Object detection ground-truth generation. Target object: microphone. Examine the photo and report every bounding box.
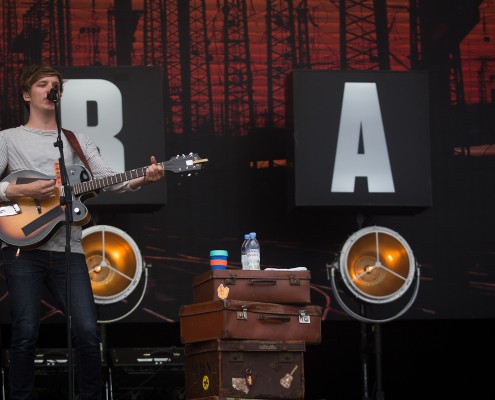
[47,83,60,102]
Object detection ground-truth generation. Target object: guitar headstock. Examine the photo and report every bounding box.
[164,153,208,175]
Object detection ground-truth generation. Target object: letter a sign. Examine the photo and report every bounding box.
[290,70,431,208]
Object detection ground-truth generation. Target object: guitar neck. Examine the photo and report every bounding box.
[72,164,156,196]
[71,154,207,196]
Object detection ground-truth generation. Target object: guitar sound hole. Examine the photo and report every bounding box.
[80,169,90,183]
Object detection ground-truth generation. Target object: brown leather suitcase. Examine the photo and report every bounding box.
[192,269,311,305]
[179,300,322,345]
[184,339,305,400]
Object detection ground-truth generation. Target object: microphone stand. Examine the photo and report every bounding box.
[50,89,76,400]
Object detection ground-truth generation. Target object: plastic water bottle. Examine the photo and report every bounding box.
[246,232,260,270]
[241,233,250,270]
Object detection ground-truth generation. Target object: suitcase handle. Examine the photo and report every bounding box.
[247,278,302,286]
[248,278,277,286]
[258,314,291,323]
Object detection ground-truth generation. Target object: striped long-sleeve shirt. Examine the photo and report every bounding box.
[0,125,138,253]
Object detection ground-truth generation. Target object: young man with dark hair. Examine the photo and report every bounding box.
[0,65,165,400]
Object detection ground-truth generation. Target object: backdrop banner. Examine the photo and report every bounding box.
[290,70,431,208]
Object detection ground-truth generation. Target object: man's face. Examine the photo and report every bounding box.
[23,75,60,113]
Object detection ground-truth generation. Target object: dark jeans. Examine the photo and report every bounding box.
[2,247,102,400]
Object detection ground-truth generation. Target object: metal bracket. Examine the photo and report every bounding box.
[298,310,310,324]
[288,275,301,286]
[236,306,248,320]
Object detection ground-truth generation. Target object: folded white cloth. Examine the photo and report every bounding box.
[263,267,308,271]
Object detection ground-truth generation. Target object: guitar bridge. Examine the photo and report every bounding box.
[0,203,21,217]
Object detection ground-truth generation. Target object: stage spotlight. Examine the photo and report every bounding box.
[82,225,149,323]
[340,225,416,304]
[82,225,143,305]
[327,225,421,400]
[328,225,420,323]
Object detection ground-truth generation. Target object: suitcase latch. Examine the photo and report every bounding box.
[298,309,310,324]
[289,275,301,286]
[224,275,237,285]
[237,306,248,320]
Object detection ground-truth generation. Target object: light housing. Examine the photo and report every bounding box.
[82,225,143,305]
[340,225,416,304]
[329,225,420,323]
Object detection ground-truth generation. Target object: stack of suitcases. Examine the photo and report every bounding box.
[179,268,322,400]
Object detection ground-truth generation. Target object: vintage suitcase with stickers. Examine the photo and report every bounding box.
[192,268,311,305]
[179,299,322,345]
[184,339,305,400]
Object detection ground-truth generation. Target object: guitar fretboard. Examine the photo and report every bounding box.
[70,153,206,197]
[73,164,163,196]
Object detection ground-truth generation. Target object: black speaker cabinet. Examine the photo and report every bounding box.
[1,348,109,400]
[109,347,185,400]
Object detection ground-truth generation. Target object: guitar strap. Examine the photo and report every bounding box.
[62,128,93,178]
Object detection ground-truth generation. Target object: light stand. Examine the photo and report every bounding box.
[358,317,385,400]
[327,225,420,400]
[82,225,149,400]
[49,84,76,400]
[360,306,371,400]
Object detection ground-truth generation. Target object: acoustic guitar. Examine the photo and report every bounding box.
[0,153,208,249]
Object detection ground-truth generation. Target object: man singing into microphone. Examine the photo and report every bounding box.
[0,64,165,400]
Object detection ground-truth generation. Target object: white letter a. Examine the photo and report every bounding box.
[331,82,395,193]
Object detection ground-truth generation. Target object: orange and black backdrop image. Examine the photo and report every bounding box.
[0,1,494,399]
